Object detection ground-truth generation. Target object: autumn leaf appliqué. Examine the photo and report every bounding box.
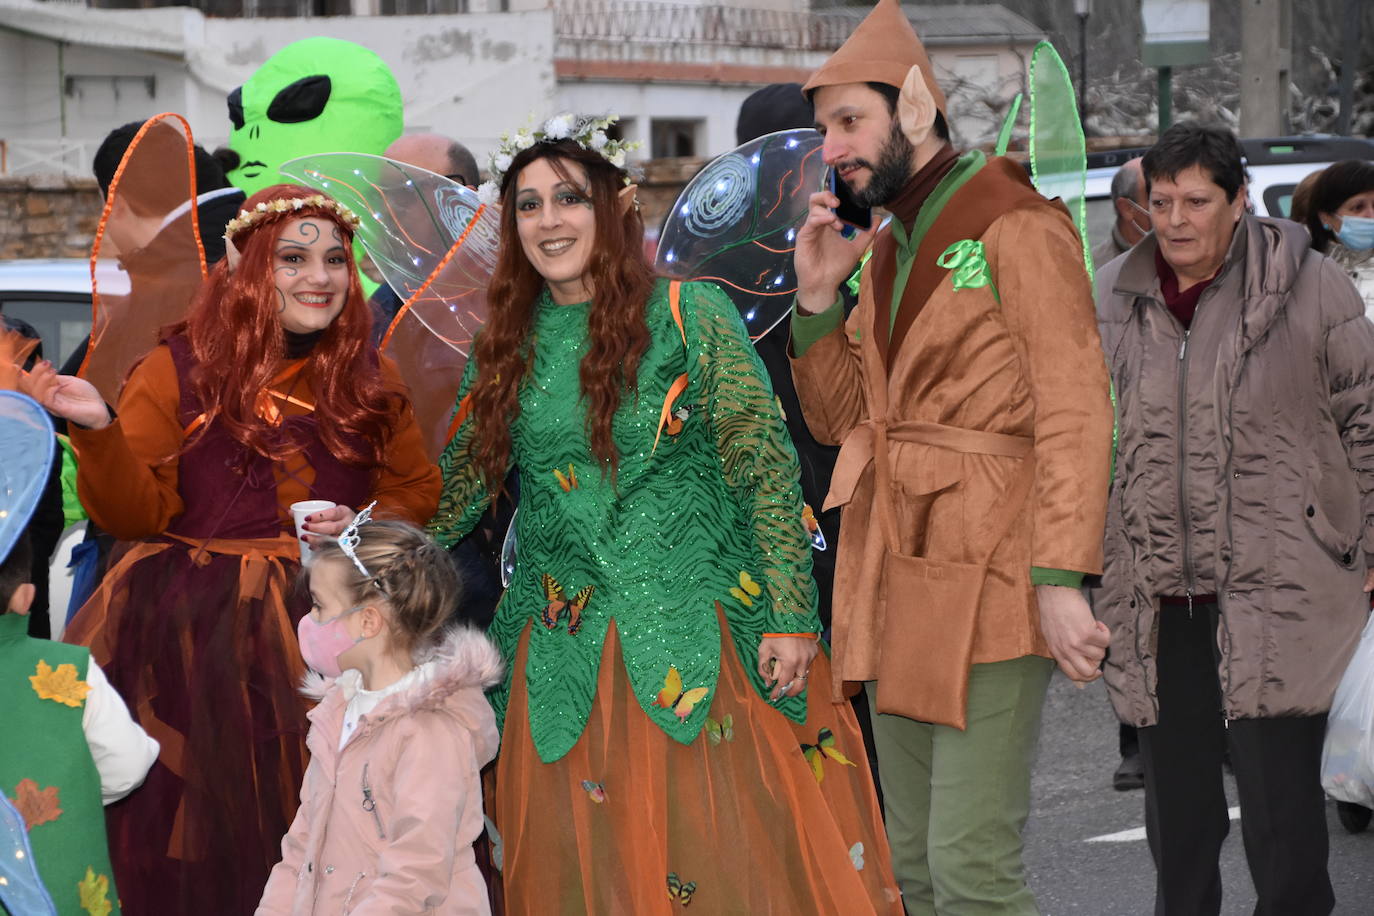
[8,778,62,829]
[78,866,113,916]
[29,659,90,707]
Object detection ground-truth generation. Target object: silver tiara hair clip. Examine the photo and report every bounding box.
[338,501,377,579]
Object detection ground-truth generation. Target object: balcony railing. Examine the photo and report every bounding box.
[555,1,851,51]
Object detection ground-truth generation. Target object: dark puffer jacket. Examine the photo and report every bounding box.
[1095,214,1374,727]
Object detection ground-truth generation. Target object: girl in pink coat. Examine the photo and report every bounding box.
[257,512,502,915]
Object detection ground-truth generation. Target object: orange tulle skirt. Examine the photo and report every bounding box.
[488,609,902,915]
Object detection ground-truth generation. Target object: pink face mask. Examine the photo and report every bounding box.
[297,607,365,678]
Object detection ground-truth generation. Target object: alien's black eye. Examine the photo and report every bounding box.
[266,75,332,124]
[227,86,245,131]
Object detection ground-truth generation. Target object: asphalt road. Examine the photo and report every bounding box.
[1023,674,1374,915]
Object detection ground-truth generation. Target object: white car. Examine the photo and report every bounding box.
[1082,136,1374,263]
[0,258,129,370]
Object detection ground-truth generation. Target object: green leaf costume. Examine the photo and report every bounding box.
[429,280,821,763]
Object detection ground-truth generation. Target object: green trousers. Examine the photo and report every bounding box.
[867,655,1054,915]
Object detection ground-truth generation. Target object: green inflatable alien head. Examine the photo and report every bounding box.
[226,37,404,196]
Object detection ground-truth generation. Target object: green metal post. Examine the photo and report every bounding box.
[1158,65,1172,132]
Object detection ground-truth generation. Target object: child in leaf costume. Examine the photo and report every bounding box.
[0,392,158,916]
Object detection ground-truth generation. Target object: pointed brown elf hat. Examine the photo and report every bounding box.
[804,0,947,115]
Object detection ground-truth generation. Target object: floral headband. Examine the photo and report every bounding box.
[224,194,362,241]
[476,113,642,205]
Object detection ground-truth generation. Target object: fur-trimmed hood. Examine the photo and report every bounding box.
[301,625,503,764]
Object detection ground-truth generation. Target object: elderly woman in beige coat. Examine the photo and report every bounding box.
[1095,122,1374,916]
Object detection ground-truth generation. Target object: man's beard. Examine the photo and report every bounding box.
[844,121,916,208]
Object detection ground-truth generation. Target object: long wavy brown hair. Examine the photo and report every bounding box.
[467,139,655,493]
[168,183,398,466]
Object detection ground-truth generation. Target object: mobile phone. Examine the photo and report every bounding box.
[827,167,873,232]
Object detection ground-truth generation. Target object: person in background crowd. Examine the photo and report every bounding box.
[27,184,440,915]
[1094,157,1150,269]
[1308,159,1374,320]
[90,120,245,270]
[1093,155,1151,793]
[369,133,482,336]
[1288,167,1324,229]
[1095,122,1374,916]
[788,1,1115,910]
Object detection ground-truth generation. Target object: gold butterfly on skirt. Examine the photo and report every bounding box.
[800,727,856,784]
[666,872,696,905]
[652,666,709,721]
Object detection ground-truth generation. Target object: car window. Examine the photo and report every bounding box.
[1263,184,1297,220]
[1085,197,1116,256]
[0,297,93,369]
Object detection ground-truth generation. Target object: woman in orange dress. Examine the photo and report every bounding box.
[27,184,440,916]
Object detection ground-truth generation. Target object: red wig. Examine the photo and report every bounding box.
[467,140,655,493]
[171,183,397,466]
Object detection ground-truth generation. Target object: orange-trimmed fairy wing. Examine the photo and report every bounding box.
[83,113,207,404]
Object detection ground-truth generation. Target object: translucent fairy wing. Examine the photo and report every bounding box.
[83,113,207,404]
[1028,41,1093,278]
[995,92,1023,157]
[655,129,826,340]
[281,152,499,457]
[0,392,55,580]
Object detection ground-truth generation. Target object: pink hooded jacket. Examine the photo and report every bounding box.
[256,627,503,915]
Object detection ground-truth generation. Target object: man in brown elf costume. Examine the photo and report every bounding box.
[788,1,1114,910]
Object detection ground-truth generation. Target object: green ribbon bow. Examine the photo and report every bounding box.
[937,239,999,303]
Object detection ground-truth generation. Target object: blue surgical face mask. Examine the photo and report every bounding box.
[1335,216,1374,252]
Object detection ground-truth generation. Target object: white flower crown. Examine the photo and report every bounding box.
[224,194,362,240]
[476,113,642,205]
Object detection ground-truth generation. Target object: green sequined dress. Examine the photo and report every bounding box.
[431,279,819,762]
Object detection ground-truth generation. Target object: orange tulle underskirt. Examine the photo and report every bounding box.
[487,609,902,915]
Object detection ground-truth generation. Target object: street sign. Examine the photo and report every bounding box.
[1141,0,1210,68]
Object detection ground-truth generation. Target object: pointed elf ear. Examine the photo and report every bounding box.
[224,235,243,273]
[619,183,640,216]
[897,65,937,148]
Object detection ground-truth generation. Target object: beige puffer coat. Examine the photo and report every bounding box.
[1094,214,1374,727]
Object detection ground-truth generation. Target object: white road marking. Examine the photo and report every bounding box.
[1086,806,1241,843]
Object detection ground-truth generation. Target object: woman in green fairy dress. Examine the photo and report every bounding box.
[429,115,898,914]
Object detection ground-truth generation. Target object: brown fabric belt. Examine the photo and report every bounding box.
[825,418,1033,513]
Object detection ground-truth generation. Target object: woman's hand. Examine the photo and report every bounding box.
[758,635,820,701]
[24,360,112,430]
[300,505,358,551]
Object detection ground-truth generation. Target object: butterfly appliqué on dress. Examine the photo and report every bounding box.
[800,728,857,783]
[666,872,697,905]
[652,666,709,721]
[703,714,734,745]
[728,571,762,607]
[540,573,594,635]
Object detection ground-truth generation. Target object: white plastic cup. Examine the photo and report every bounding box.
[290,499,337,567]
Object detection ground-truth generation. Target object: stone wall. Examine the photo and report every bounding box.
[0,176,102,261]
[0,161,711,264]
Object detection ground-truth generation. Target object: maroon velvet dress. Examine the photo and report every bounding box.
[67,335,440,915]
